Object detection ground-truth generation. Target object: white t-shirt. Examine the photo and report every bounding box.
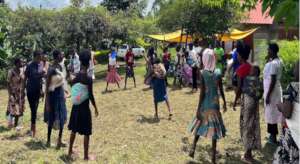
[263,58,283,83]
[188,49,199,67]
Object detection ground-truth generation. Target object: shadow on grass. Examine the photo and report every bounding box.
[24,140,46,150]
[257,142,277,163]
[4,132,24,141]
[136,115,160,124]
[0,125,10,133]
[59,154,75,164]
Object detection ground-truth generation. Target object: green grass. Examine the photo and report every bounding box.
[0,59,277,163]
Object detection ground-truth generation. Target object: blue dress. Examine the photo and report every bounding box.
[152,77,167,103]
[189,70,226,140]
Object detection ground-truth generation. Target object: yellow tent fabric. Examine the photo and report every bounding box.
[218,28,258,41]
[148,30,193,43]
[148,28,258,43]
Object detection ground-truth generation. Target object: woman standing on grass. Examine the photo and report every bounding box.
[263,43,283,145]
[152,58,172,120]
[68,50,99,160]
[105,48,121,92]
[188,48,226,164]
[6,58,26,129]
[44,50,67,149]
[233,45,262,163]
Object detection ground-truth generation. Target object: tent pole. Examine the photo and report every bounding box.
[180,26,183,47]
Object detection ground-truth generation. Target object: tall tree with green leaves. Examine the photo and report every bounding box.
[157,0,242,41]
[101,0,138,12]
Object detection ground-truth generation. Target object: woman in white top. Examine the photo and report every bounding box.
[263,43,283,144]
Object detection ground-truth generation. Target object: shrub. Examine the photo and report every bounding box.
[0,68,7,86]
[94,50,110,64]
[258,40,299,88]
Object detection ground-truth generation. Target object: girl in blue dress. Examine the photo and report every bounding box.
[188,48,227,164]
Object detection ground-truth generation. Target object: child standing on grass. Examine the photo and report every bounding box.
[124,47,136,89]
[152,58,173,120]
[188,49,226,164]
[68,50,99,160]
[105,48,121,92]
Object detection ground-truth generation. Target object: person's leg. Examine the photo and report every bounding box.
[212,139,217,164]
[154,102,158,119]
[133,75,136,88]
[244,149,253,160]
[267,123,278,143]
[56,127,63,149]
[68,132,76,156]
[84,135,90,160]
[105,82,109,92]
[192,67,197,91]
[165,99,172,118]
[14,116,19,128]
[124,75,128,89]
[116,82,120,88]
[47,123,53,147]
[189,135,200,158]
[27,93,39,137]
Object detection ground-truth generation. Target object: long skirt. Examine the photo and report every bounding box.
[152,78,167,103]
[240,94,261,150]
[44,87,67,129]
[273,127,299,164]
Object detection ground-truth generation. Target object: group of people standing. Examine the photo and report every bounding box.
[6,49,98,160]
[4,41,299,163]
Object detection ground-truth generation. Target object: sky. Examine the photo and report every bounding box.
[6,0,155,12]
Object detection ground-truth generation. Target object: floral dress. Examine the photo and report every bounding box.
[189,70,226,140]
[7,68,26,117]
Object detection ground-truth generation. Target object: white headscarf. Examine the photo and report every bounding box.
[202,48,216,71]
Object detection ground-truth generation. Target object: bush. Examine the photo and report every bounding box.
[94,50,110,64]
[258,40,299,88]
[0,68,7,86]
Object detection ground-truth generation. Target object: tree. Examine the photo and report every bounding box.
[157,0,242,40]
[71,0,85,8]
[101,0,138,12]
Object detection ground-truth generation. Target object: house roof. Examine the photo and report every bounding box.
[241,1,274,24]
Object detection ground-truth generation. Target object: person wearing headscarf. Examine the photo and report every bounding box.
[105,48,121,92]
[233,45,262,163]
[188,48,227,164]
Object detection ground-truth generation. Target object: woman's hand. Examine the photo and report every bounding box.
[95,107,99,117]
[232,101,237,111]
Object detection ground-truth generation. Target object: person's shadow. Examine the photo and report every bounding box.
[24,140,46,150]
[0,125,10,133]
[136,115,160,124]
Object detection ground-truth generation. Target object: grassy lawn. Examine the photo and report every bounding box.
[0,59,277,163]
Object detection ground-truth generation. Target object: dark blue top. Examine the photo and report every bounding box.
[232,50,240,72]
[25,62,43,93]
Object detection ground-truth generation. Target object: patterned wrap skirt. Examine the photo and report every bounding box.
[126,66,134,78]
[240,94,262,150]
[273,127,299,164]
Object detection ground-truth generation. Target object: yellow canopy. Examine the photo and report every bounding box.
[148,30,193,43]
[218,28,258,41]
[148,28,258,43]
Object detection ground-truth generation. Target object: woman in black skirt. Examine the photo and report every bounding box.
[68,50,99,160]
